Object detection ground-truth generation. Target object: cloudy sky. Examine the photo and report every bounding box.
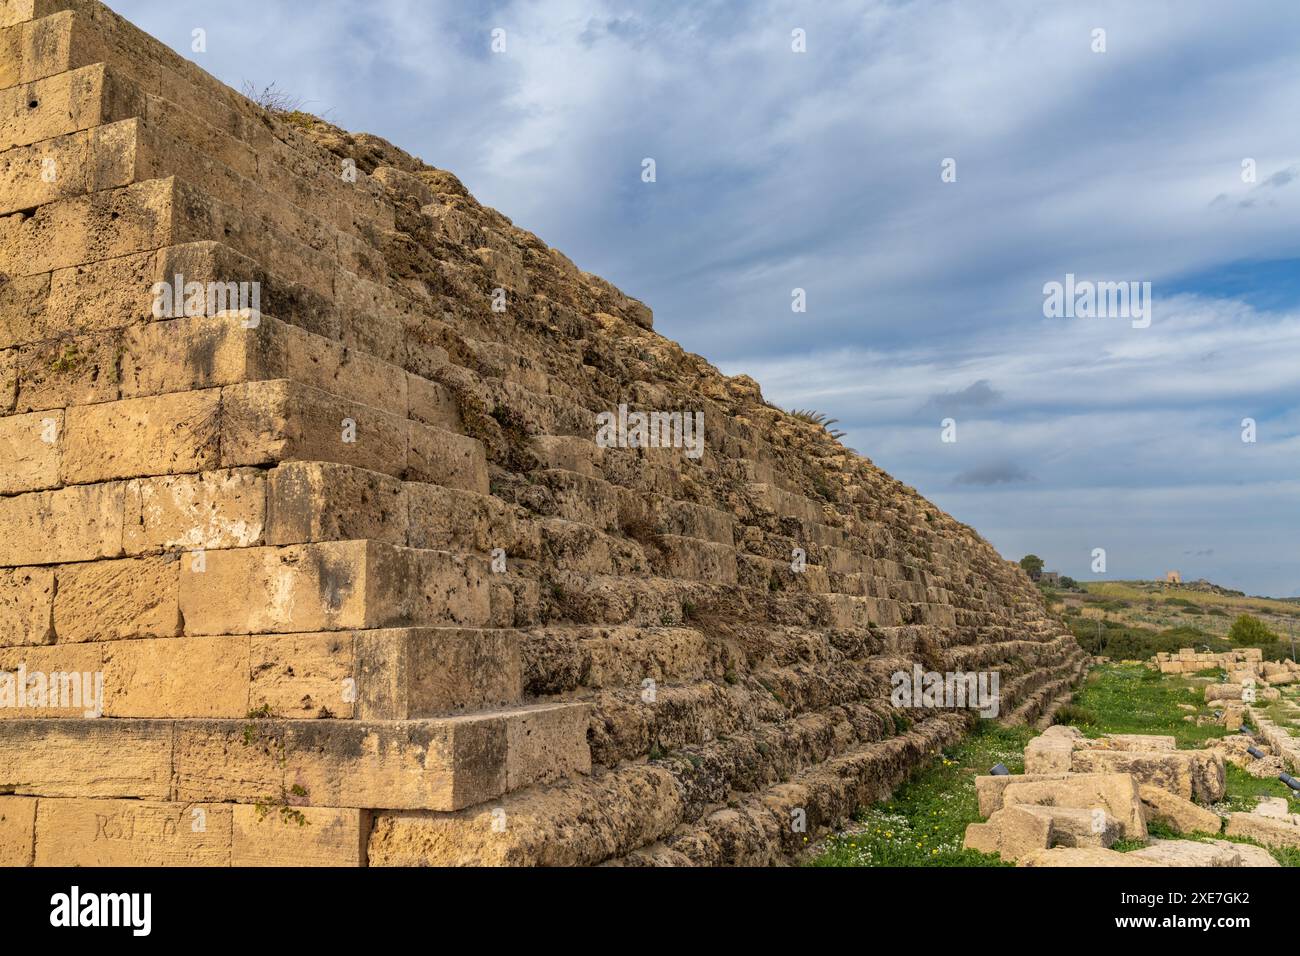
[114,0,1300,596]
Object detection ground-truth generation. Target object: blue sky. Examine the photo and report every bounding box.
[112,0,1300,596]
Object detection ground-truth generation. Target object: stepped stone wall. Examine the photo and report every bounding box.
[0,0,1085,866]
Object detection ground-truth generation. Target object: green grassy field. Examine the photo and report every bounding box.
[809,664,1299,866]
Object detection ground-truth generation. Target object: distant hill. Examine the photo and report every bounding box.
[1039,578,1300,661]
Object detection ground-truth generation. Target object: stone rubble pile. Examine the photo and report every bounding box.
[964,725,1294,866]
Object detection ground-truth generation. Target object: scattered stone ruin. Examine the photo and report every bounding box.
[966,725,1289,866]
[0,0,1086,865]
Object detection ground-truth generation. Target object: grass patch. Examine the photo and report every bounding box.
[809,723,1033,867]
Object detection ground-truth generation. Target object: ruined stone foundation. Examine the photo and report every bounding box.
[0,0,1086,866]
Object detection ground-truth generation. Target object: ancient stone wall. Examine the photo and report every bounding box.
[0,0,1085,866]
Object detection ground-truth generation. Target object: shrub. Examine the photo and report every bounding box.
[788,409,846,441]
[240,80,305,115]
[1228,613,1278,646]
[1053,704,1098,727]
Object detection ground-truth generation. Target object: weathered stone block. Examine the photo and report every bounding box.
[34,798,232,866]
[963,803,1050,862]
[406,420,489,493]
[178,540,490,635]
[1070,748,1225,803]
[0,567,54,645]
[62,388,221,485]
[171,717,507,811]
[219,379,407,478]
[231,804,367,867]
[1138,784,1222,835]
[0,408,60,493]
[503,702,591,790]
[0,796,36,866]
[54,554,181,642]
[0,718,173,798]
[101,635,249,717]
[248,631,353,718]
[407,373,459,429]
[354,627,522,719]
[0,480,123,566]
[997,773,1146,840]
[1225,812,1300,849]
[122,468,265,555]
[265,461,406,547]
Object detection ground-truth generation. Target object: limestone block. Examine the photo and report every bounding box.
[0,480,123,566]
[34,798,232,866]
[963,804,1051,862]
[171,716,507,811]
[53,554,181,642]
[999,773,1147,840]
[0,719,173,798]
[405,420,490,493]
[231,804,368,867]
[219,379,407,478]
[0,409,60,494]
[62,388,222,484]
[122,468,266,555]
[0,796,36,866]
[265,461,407,547]
[1138,784,1222,834]
[1070,748,1225,803]
[1225,812,1300,849]
[353,627,521,719]
[0,567,54,646]
[248,631,353,719]
[178,541,490,635]
[1128,839,1252,868]
[1017,846,1163,867]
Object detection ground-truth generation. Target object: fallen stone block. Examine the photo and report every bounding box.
[1128,838,1272,867]
[1253,797,1291,819]
[1093,734,1176,751]
[963,804,1051,862]
[1024,732,1076,774]
[1205,684,1243,702]
[1070,748,1225,803]
[1017,846,1164,867]
[1138,784,1222,835]
[1019,804,1120,848]
[975,772,1069,818]
[1225,812,1300,850]
[1213,840,1281,867]
[999,773,1147,840]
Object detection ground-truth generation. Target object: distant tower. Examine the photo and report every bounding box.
[1165,571,1182,584]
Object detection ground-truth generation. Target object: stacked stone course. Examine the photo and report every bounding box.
[0,0,1085,866]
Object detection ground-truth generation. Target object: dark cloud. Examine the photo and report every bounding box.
[953,461,1032,486]
[924,379,1002,414]
[1263,166,1298,189]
